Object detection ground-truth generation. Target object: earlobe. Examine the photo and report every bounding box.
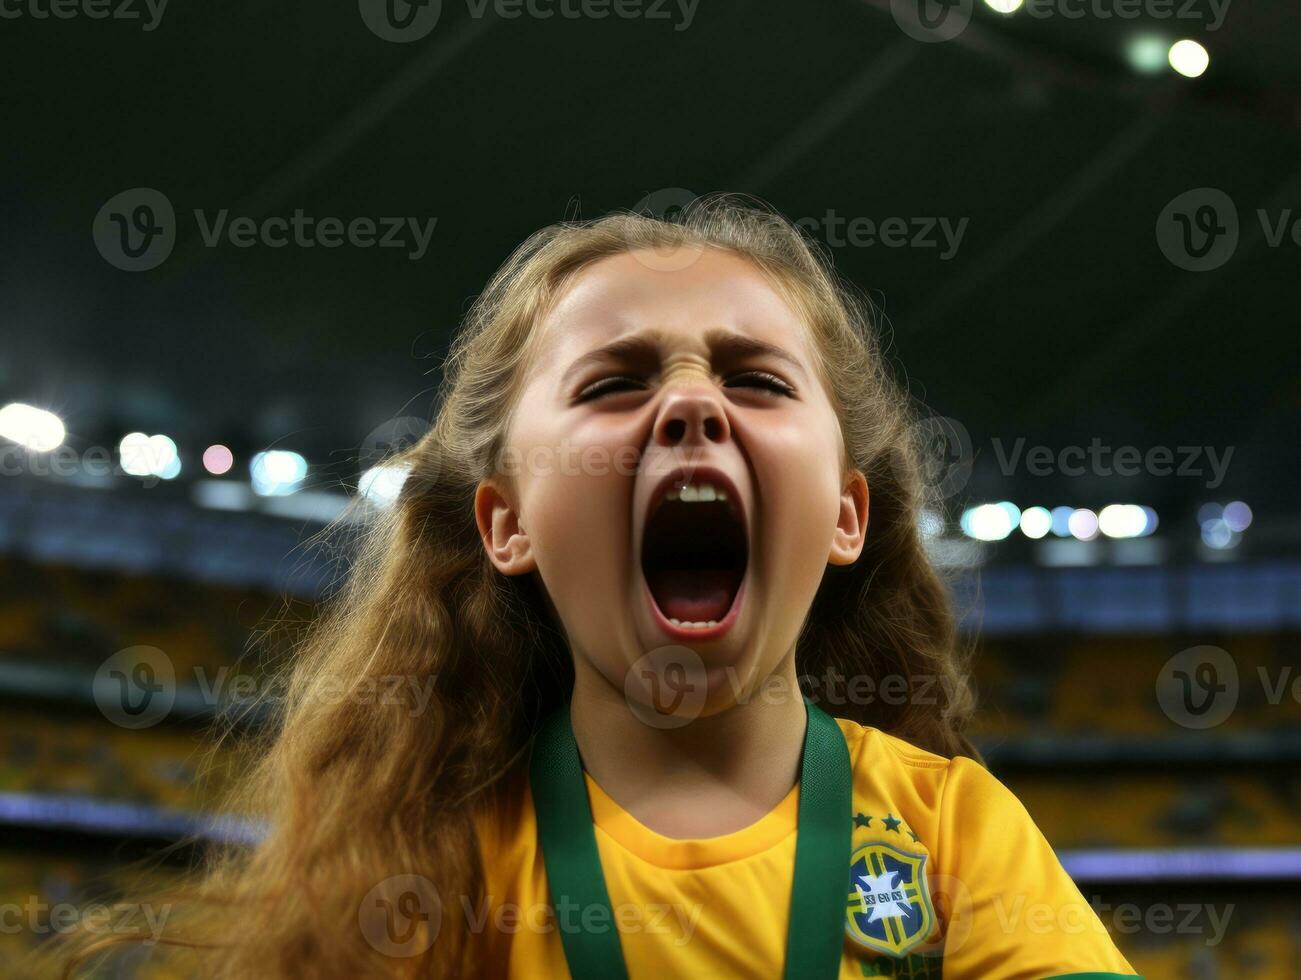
[474,479,537,576]
[828,469,869,567]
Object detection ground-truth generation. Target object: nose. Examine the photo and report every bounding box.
[652,369,731,450]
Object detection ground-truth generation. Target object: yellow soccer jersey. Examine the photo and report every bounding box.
[472,717,1140,979]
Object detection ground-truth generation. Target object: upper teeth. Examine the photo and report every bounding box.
[666,482,727,503]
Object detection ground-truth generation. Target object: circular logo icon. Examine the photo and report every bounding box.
[629,188,704,272]
[922,872,974,956]
[909,415,972,500]
[890,0,973,43]
[359,0,442,42]
[93,188,176,272]
[360,415,430,470]
[93,646,176,729]
[359,874,442,957]
[631,187,698,224]
[624,645,709,729]
[1156,645,1238,729]
[1155,188,1239,272]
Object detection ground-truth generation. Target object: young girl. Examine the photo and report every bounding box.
[59,196,1139,979]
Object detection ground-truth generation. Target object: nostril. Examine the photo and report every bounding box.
[660,416,726,445]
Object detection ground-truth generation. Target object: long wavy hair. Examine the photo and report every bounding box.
[51,195,976,978]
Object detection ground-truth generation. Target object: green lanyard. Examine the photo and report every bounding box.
[530,696,852,980]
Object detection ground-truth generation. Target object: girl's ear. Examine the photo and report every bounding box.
[828,468,869,566]
[474,478,537,576]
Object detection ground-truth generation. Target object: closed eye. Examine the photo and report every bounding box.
[576,375,647,401]
[577,370,795,402]
[724,370,796,397]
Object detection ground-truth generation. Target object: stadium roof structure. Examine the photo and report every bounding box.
[1,0,1298,524]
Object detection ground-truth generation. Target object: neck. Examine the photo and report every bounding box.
[568,654,808,839]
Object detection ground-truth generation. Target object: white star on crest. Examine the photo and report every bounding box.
[855,870,913,923]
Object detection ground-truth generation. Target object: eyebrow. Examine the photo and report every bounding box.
[559,328,807,389]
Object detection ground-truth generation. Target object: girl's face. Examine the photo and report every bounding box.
[476,246,867,716]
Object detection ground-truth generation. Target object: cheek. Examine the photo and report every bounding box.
[750,412,844,586]
[511,414,642,623]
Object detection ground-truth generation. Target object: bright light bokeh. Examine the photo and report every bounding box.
[150,435,179,478]
[1127,35,1167,74]
[961,503,1017,542]
[0,402,65,453]
[1201,519,1236,550]
[996,501,1021,528]
[359,462,412,509]
[1020,506,1052,539]
[119,432,178,479]
[250,450,308,496]
[119,433,151,477]
[1140,506,1160,537]
[1050,506,1074,538]
[1169,39,1209,78]
[1222,501,1252,532]
[1098,504,1147,539]
[1068,508,1100,541]
[203,444,234,476]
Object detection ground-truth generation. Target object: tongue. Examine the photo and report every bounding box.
[646,569,738,623]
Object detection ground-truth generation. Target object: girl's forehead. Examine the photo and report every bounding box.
[532,248,816,373]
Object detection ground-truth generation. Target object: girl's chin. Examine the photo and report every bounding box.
[624,598,809,723]
[616,658,791,728]
[618,643,770,728]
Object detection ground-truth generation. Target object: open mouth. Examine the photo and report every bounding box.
[640,474,748,630]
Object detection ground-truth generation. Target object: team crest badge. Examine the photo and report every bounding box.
[845,841,935,957]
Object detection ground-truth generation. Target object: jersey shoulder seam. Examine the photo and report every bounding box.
[839,718,953,771]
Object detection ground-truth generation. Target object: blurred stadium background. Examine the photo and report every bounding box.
[2,0,1300,976]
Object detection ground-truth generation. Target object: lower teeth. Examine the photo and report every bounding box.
[668,618,719,629]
